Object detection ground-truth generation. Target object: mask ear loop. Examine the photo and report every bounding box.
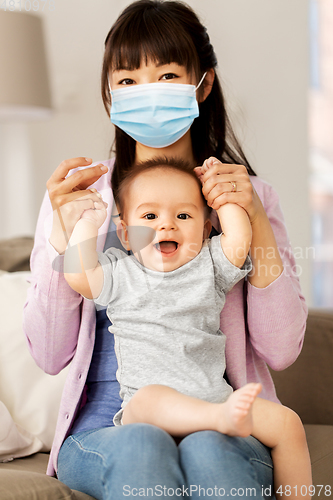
[195,71,208,91]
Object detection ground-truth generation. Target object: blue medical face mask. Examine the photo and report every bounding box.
[109,73,207,148]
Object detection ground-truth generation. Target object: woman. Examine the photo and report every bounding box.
[23,1,307,498]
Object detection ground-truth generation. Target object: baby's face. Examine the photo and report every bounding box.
[121,168,211,272]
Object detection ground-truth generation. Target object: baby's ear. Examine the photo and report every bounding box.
[116,220,131,251]
[203,218,212,240]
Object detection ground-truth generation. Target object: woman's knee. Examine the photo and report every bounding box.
[59,425,183,496]
[117,422,178,458]
[179,431,273,489]
[179,430,245,461]
[111,424,184,492]
[59,424,178,470]
[109,423,183,478]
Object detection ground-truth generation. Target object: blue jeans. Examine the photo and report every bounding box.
[57,424,274,500]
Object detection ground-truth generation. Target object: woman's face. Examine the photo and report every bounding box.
[109,61,195,90]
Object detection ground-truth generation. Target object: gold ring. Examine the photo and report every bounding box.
[230,181,237,192]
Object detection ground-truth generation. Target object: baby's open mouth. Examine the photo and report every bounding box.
[154,241,178,254]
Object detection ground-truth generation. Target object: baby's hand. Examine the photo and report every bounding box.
[81,190,108,228]
[194,157,223,208]
[194,156,216,180]
[200,156,216,176]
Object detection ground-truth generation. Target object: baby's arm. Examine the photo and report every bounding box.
[200,157,252,268]
[217,203,252,268]
[64,199,106,299]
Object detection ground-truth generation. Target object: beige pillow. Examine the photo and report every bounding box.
[0,271,69,462]
[0,401,43,462]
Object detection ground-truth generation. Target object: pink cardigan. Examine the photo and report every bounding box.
[23,158,307,476]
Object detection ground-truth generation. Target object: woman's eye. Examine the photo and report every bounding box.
[144,213,157,220]
[119,78,135,85]
[177,213,189,220]
[161,73,178,81]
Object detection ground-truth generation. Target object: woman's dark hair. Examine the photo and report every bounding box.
[101,0,256,194]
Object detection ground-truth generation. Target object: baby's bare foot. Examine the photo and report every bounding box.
[217,383,262,437]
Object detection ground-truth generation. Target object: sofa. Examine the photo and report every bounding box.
[0,237,332,500]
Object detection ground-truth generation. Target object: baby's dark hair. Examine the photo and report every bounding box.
[113,156,212,219]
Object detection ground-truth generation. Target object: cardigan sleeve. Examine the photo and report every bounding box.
[23,159,113,376]
[246,180,308,371]
[23,190,83,375]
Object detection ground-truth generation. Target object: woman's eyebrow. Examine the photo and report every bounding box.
[155,62,181,68]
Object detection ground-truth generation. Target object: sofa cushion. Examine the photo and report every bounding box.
[0,454,96,500]
[270,309,333,425]
[304,424,333,488]
[0,470,96,500]
[0,470,74,500]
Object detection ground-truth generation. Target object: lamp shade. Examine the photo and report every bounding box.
[0,10,52,120]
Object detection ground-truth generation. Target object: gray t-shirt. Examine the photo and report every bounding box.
[95,235,251,420]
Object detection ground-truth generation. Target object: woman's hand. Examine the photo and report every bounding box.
[47,157,108,254]
[195,157,283,287]
[194,157,263,224]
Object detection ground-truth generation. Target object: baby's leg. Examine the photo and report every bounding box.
[250,398,312,500]
[122,383,261,438]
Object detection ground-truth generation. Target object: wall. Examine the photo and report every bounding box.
[193,0,311,303]
[4,0,311,303]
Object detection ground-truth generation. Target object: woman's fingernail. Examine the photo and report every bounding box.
[85,157,92,162]
[96,192,102,198]
[100,165,108,172]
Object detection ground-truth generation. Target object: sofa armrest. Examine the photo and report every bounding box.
[270,309,333,425]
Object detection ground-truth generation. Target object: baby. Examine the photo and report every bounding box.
[64,156,312,499]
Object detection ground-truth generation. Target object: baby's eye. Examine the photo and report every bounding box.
[144,213,157,220]
[161,73,178,81]
[177,213,190,220]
